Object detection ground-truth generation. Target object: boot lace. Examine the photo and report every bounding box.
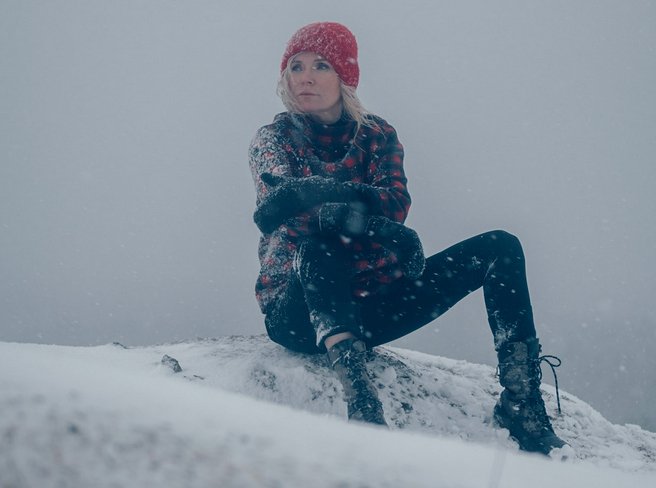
[537,354,563,415]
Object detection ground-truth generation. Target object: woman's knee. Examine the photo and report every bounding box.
[486,229,522,251]
[483,230,526,266]
[294,236,350,285]
[295,236,334,265]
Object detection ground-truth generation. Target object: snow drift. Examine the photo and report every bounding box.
[1,335,655,487]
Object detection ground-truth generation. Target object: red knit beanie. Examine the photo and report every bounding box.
[280,22,359,88]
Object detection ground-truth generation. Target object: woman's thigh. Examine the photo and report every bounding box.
[360,231,508,347]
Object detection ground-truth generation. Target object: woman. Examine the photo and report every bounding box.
[249,22,566,455]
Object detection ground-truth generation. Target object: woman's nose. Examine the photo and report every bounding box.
[299,70,315,84]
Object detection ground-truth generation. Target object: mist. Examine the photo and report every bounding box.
[1,1,655,430]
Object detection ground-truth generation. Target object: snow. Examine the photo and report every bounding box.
[1,335,655,487]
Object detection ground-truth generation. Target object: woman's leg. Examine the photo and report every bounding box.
[360,230,536,350]
[265,236,363,354]
[360,229,565,452]
[265,236,386,425]
[264,277,321,354]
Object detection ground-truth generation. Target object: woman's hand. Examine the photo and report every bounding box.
[318,202,369,236]
[253,174,363,234]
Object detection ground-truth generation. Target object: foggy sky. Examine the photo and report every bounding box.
[1,1,655,429]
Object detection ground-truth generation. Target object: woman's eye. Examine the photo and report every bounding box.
[314,62,331,71]
[290,63,303,72]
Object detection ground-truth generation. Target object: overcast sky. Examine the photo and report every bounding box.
[1,0,655,429]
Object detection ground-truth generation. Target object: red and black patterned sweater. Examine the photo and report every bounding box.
[249,112,411,314]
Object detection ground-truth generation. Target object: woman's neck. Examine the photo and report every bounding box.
[306,103,344,125]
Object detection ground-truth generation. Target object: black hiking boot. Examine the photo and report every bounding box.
[494,338,567,455]
[327,338,387,426]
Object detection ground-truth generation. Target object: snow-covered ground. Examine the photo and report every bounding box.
[1,335,655,487]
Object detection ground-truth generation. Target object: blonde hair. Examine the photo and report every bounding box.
[277,65,379,134]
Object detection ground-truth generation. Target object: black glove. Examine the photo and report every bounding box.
[365,216,426,279]
[254,174,364,234]
[317,202,369,237]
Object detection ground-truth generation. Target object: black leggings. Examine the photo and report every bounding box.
[265,230,537,355]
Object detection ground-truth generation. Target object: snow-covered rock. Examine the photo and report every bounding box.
[1,335,654,487]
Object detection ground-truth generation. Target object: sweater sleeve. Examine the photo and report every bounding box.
[352,121,410,224]
[284,121,412,235]
[249,119,411,236]
[248,125,293,207]
[249,124,322,236]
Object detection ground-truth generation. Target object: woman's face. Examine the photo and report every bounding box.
[288,52,343,124]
